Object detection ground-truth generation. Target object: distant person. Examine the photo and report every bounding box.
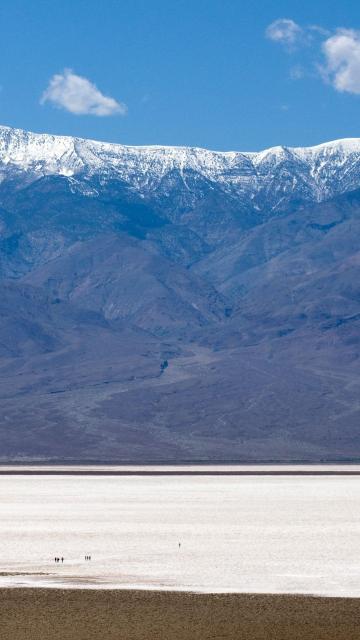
[61,557,64,563]
[178,543,181,549]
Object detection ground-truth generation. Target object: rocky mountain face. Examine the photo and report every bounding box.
[0,126,359,461]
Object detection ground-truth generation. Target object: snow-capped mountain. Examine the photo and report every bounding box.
[1,124,360,462]
[2,125,360,211]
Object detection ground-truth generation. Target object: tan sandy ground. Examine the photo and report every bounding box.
[0,588,360,640]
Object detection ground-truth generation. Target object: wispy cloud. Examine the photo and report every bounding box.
[308,25,331,38]
[266,19,303,48]
[41,69,127,116]
[289,65,306,80]
[266,20,360,96]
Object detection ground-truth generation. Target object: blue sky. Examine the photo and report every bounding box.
[1,0,360,150]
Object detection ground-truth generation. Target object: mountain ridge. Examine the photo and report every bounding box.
[2,122,360,157]
[0,125,359,461]
[2,126,360,230]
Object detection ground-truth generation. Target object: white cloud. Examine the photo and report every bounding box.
[266,19,303,47]
[41,69,127,116]
[266,19,360,97]
[322,29,360,94]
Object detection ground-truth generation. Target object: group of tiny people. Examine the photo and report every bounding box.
[54,555,92,563]
[53,545,181,565]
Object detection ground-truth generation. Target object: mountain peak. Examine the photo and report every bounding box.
[1,122,360,159]
[1,125,360,208]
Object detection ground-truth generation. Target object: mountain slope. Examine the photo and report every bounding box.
[0,126,359,461]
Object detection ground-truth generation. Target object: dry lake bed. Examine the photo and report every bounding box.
[0,465,360,596]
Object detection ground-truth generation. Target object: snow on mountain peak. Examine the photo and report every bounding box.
[1,125,360,205]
